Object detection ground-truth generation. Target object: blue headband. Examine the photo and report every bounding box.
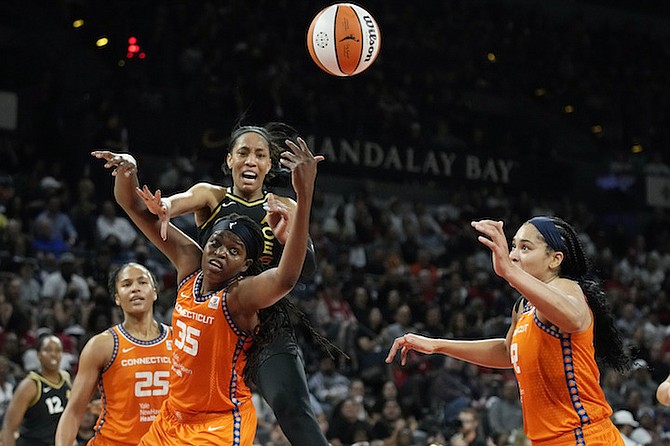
[211,217,262,260]
[528,217,566,252]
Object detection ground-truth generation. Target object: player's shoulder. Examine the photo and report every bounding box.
[83,329,116,356]
[273,194,297,207]
[191,181,226,195]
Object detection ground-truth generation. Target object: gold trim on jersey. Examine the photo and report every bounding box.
[27,370,70,407]
[200,188,268,230]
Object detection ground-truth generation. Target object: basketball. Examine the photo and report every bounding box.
[307,3,381,77]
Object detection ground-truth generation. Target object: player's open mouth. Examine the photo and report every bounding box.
[242,172,257,180]
[209,259,223,270]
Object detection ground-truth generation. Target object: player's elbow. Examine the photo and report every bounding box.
[657,383,670,406]
[278,275,300,294]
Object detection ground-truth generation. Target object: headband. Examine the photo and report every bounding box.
[211,217,262,260]
[528,216,566,252]
[230,126,272,149]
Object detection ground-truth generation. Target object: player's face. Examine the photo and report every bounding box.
[114,264,157,314]
[227,132,272,199]
[509,223,556,281]
[203,230,252,284]
[38,337,63,373]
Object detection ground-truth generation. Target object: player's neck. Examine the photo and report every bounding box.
[231,185,264,202]
[122,317,160,340]
[40,369,62,384]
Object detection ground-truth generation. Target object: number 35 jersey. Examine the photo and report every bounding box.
[90,323,172,446]
[168,270,253,417]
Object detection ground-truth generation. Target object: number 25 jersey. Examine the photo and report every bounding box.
[90,323,172,446]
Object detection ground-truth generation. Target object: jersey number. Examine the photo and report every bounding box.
[510,342,521,374]
[174,319,200,356]
[45,396,65,414]
[135,371,170,397]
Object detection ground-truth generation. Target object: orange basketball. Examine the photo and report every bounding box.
[307,3,381,77]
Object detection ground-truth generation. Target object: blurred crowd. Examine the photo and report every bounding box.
[1,163,670,446]
[2,0,670,445]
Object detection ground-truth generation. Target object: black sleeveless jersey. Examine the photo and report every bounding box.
[17,370,71,446]
[198,188,283,268]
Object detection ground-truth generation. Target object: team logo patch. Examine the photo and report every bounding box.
[208,296,220,309]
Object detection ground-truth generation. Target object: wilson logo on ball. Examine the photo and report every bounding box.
[307,3,381,77]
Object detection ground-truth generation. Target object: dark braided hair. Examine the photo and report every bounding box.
[534,216,630,373]
[220,121,347,383]
[243,297,348,386]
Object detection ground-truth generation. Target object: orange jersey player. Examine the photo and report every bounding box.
[92,132,320,445]
[56,263,172,446]
[388,216,630,446]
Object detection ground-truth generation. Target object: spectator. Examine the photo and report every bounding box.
[95,200,138,251]
[17,258,41,306]
[630,407,656,445]
[74,401,98,446]
[354,306,388,384]
[31,216,70,258]
[308,355,351,416]
[602,368,626,410]
[326,397,373,446]
[486,380,523,438]
[612,410,643,446]
[0,355,14,426]
[621,360,657,408]
[449,407,487,446]
[40,253,90,303]
[430,357,483,424]
[34,195,77,248]
[0,277,31,338]
[370,399,409,444]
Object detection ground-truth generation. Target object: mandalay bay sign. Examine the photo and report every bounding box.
[307,135,517,184]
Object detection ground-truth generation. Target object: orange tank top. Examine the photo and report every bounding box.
[90,323,172,446]
[510,302,613,443]
[168,271,253,417]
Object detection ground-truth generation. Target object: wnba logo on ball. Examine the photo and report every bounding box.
[307,3,382,77]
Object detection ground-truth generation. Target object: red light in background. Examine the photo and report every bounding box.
[126,36,145,60]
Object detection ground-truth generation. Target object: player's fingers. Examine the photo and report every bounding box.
[400,346,409,366]
[385,341,399,363]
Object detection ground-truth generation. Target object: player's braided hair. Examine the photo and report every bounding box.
[542,216,631,373]
[243,296,348,386]
[223,120,348,383]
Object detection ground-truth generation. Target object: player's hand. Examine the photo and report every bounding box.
[385,333,432,366]
[280,137,324,196]
[135,185,170,240]
[471,219,516,280]
[91,151,137,177]
[264,193,290,244]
